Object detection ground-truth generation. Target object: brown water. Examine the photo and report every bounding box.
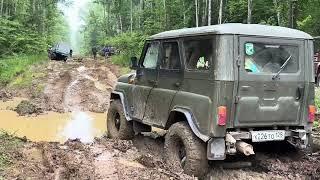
[0,98,107,143]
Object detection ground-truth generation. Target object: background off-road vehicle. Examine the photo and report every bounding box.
[48,43,71,61]
[107,23,315,177]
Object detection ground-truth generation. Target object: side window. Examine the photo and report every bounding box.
[161,42,181,70]
[142,42,160,69]
[184,38,213,70]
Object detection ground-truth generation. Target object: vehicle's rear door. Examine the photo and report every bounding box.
[131,41,160,120]
[234,36,305,127]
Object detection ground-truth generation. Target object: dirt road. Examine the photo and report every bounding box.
[1,58,320,179]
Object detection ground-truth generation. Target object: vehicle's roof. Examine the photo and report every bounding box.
[149,23,313,40]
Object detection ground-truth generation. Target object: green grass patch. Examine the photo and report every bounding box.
[111,54,131,67]
[314,121,319,128]
[0,54,47,87]
[0,131,24,172]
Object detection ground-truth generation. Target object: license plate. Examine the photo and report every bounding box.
[251,130,285,142]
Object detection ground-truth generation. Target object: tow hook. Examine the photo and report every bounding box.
[236,141,255,156]
[226,134,237,155]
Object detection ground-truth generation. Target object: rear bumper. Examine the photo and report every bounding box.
[207,129,311,160]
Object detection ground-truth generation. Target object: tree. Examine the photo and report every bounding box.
[218,0,223,24]
[208,0,211,25]
[247,0,253,24]
[195,0,199,27]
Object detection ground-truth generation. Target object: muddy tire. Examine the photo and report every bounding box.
[164,122,208,177]
[107,100,134,140]
[316,74,320,87]
[305,134,314,154]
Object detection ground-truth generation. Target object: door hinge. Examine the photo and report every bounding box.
[235,96,240,104]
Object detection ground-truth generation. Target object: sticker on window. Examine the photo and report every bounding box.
[245,43,255,56]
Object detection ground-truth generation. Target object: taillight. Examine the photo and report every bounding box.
[308,105,316,123]
[218,106,227,126]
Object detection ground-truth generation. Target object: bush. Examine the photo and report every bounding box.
[0,55,47,86]
[103,32,148,66]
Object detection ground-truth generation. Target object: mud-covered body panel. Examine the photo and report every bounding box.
[111,24,315,144]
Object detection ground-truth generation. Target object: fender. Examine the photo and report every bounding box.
[171,107,210,142]
[111,91,132,121]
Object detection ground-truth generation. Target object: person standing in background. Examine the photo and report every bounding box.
[92,46,97,60]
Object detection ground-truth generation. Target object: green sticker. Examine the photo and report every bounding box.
[245,43,255,56]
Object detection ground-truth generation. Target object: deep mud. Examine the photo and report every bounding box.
[39,59,119,113]
[0,90,12,101]
[14,100,43,115]
[3,135,194,180]
[2,131,320,180]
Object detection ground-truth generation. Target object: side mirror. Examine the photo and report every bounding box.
[130,57,138,70]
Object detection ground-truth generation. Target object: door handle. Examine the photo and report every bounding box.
[296,86,304,100]
[148,80,158,86]
[174,82,181,87]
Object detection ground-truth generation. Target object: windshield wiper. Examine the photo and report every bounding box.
[272,55,292,80]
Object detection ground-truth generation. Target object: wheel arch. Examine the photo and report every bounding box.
[110,91,132,121]
[166,107,210,142]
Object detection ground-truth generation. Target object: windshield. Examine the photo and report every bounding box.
[244,42,299,74]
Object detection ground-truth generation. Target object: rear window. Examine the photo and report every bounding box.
[244,42,299,74]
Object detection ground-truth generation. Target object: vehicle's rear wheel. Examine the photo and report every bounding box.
[305,134,314,154]
[107,100,134,140]
[164,122,208,177]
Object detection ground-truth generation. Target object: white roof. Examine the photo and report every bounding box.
[150,23,313,40]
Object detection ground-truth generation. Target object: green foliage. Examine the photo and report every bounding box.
[0,0,69,58]
[0,131,24,171]
[0,55,47,86]
[104,32,147,66]
[314,120,319,128]
[315,88,320,111]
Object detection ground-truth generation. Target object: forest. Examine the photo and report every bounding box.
[0,0,68,57]
[81,0,320,65]
[0,0,320,63]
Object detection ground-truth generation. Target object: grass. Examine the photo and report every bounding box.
[0,54,47,87]
[0,131,24,172]
[111,54,130,67]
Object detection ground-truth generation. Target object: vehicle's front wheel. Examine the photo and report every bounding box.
[107,100,134,140]
[164,122,208,177]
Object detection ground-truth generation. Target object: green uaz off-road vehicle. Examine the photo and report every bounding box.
[107,23,315,177]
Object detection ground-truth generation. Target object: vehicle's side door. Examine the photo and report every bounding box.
[143,40,183,127]
[131,41,160,120]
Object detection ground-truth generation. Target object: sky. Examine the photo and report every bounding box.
[58,0,91,53]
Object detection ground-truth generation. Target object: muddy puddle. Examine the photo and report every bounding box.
[0,98,107,143]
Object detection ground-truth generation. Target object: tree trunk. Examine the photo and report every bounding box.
[201,0,207,26]
[218,0,223,24]
[107,1,111,34]
[273,0,281,26]
[288,0,298,28]
[195,0,199,27]
[208,0,211,25]
[183,0,186,27]
[139,0,144,29]
[130,0,133,33]
[0,0,4,17]
[247,0,252,24]
[119,14,123,33]
[163,0,167,29]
